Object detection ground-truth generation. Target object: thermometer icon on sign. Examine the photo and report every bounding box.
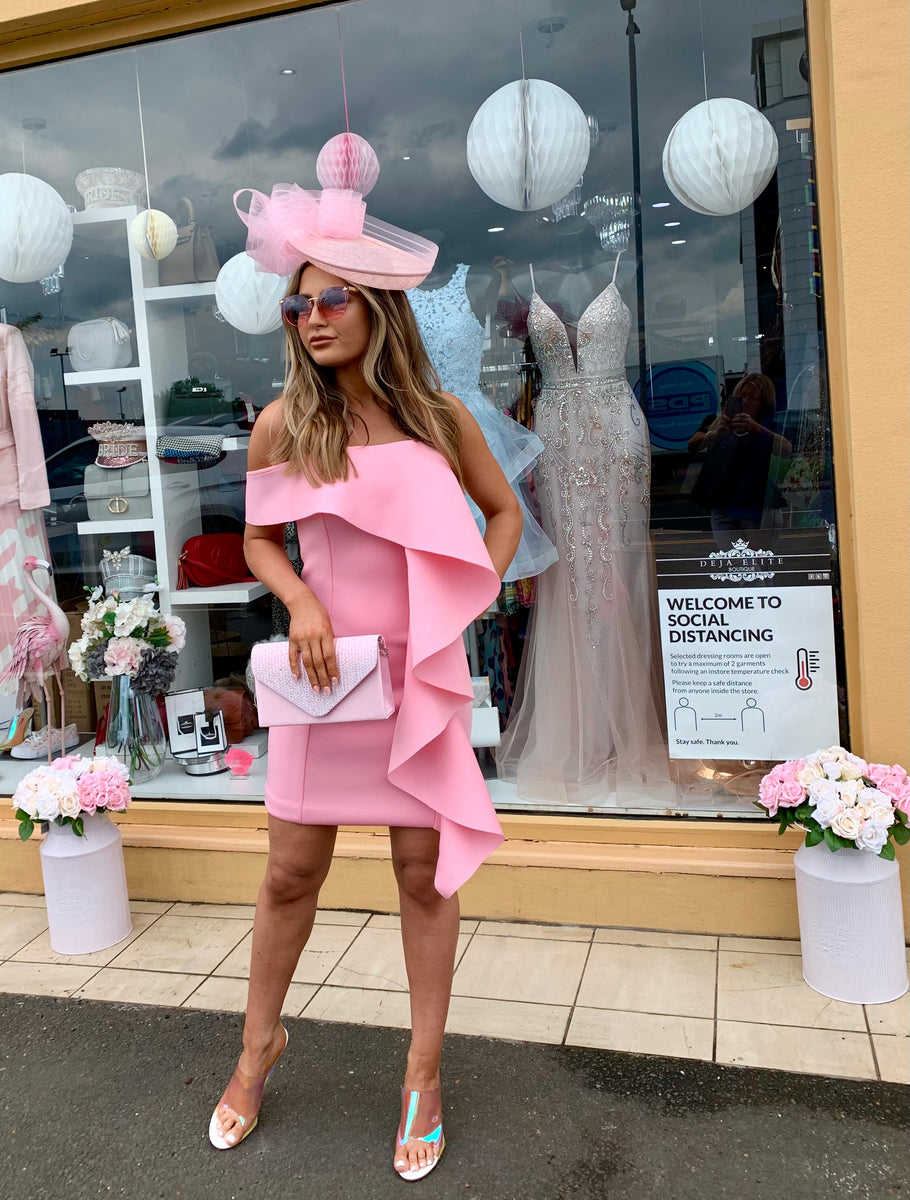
[795,648,820,691]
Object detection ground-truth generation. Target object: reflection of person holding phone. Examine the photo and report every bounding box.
[689,373,792,549]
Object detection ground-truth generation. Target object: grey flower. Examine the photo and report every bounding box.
[85,645,108,680]
[132,649,179,695]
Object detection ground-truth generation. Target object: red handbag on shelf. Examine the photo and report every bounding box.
[176,533,256,589]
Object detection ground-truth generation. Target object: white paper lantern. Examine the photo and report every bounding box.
[661,98,779,217]
[0,173,73,284]
[129,209,178,260]
[215,252,290,336]
[466,79,591,212]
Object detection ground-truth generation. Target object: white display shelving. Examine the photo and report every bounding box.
[69,206,256,690]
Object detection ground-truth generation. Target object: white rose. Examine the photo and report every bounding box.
[839,760,865,781]
[869,803,896,826]
[59,790,81,818]
[839,779,862,803]
[822,746,849,763]
[808,778,839,806]
[35,789,60,821]
[812,797,844,829]
[797,763,825,787]
[830,809,863,841]
[857,821,889,854]
[823,761,842,781]
[13,789,37,818]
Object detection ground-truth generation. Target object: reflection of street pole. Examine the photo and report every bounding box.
[621,0,648,416]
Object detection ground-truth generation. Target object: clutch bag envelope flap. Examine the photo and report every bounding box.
[251,635,394,725]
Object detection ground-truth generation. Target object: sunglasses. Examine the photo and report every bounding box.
[280,286,359,328]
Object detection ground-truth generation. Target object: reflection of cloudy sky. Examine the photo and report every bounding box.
[0,0,805,374]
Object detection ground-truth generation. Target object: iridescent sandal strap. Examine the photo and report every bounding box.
[398,1087,443,1148]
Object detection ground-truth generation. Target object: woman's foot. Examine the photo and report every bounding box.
[394,1076,444,1181]
[209,1023,288,1149]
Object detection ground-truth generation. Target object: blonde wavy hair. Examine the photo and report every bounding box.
[270,264,463,487]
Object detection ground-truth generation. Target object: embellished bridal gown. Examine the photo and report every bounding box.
[496,276,671,806]
[408,264,557,581]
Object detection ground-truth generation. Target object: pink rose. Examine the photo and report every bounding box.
[866,763,890,786]
[77,770,130,814]
[104,636,144,677]
[759,777,784,817]
[779,760,803,783]
[780,780,806,807]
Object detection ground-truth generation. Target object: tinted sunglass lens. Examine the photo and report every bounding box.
[281,296,311,327]
[318,287,349,318]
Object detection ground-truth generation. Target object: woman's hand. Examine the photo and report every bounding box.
[287,596,338,694]
[731,412,762,436]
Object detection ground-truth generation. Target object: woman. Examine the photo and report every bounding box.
[209,166,522,1181]
[689,372,792,549]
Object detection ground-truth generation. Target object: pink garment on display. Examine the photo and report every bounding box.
[244,440,504,897]
[0,325,53,686]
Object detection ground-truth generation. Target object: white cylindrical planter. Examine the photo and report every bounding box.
[793,841,909,1004]
[39,813,132,955]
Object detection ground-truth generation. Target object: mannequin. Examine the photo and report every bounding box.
[407,234,557,583]
[496,248,671,806]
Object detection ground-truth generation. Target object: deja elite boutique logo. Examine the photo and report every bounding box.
[705,538,780,584]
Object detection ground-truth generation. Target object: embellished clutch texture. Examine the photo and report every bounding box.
[250,635,394,725]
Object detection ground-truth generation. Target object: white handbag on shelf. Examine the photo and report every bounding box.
[68,318,132,371]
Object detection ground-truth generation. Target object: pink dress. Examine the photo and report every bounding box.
[244,440,504,898]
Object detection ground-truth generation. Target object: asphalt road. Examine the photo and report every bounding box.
[1,994,907,1200]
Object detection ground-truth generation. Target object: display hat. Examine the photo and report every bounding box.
[234,133,437,291]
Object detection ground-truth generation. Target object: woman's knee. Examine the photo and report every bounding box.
[394,856,441,907]
[262,856,330,905]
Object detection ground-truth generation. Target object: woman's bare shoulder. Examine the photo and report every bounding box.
[247,398,287,470]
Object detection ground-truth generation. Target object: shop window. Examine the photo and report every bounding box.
[0,0,842,815]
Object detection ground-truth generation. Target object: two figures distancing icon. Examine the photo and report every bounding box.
[672,696,766,733]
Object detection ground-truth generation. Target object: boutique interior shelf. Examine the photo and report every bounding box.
[169,581,269,606]
[63,367,143,387]
[144,282,218,303]
[76,518,156,536]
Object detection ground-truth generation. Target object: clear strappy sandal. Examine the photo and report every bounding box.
[394,1086,445,1182]
[208,1024,288,1150]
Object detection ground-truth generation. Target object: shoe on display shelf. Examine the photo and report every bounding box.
[10,723,82,759]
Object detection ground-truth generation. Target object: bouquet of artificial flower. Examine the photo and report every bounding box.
[67,588,186,694]
[12,754,131,840]
[756,746,910,858]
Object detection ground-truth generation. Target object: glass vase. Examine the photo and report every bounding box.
[104,675,166,783]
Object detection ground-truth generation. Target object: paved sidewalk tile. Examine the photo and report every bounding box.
[453,934,589,1006]
[327,928,471,992]
[0,960,97,997]
[717,951,867,1032]
[873,1034,910,1085]
[578,942,716,1018]
[302,985,412,1029]
[76,967,205,1007]
[108,915,252,975]
[0,907,49,959]
[594,928,717,951]
[183,976,316,1016]
[214,923,362,984]
[567,1006,714,1061]
[446,995,570,1044]
[12,912,160,968]
[716,1019,877,1080]
[864,990,910,1037]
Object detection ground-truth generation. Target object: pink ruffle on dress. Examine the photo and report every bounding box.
[245,440,504,898]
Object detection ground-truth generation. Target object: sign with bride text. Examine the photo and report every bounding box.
[653,530,840,760]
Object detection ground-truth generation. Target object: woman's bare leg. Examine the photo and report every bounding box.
[390,826,459,1174]
[213,816,337,1144]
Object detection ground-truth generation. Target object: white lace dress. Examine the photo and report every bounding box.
[408,265,557,581]
[496,282,671,806]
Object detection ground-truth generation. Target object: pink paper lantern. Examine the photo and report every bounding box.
[316,133,380,195]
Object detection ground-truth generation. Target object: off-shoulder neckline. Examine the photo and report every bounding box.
[246,440,421,476]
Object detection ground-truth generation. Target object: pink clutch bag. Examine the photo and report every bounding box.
[250,635,394,726]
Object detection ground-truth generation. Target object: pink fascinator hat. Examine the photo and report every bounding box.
[234,133,438,290]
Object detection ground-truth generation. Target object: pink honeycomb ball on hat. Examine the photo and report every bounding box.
[316,133,380,195]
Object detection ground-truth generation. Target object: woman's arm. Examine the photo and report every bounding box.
[244,402,338,691]
[444,392,522,579]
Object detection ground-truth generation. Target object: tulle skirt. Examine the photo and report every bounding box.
[460,388,558,583]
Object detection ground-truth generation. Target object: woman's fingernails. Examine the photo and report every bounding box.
[322,686,331,695]
[330,677,338,687]
[312,684,320,694]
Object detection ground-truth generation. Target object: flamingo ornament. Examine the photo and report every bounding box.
[0,556,70,763]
